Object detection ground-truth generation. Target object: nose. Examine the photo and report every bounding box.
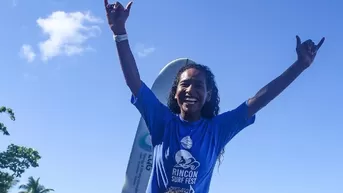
[185,84,195,94]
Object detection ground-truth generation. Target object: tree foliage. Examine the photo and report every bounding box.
[0,106,41,193]
[19,176,54,193]
[0,173,18,193]
[0,144,41,177]
[0,106,15,136]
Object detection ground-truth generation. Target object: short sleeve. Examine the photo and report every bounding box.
[213,101,256,150]
[131,81,173,145]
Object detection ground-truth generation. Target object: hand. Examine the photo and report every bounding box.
[104,0,133,35]
[295,35,325,69]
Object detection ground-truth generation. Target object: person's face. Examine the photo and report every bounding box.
[174,68,211,120]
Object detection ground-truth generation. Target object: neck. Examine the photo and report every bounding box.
[180,111,201,122]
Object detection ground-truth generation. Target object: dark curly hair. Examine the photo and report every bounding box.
[167,62,226,167]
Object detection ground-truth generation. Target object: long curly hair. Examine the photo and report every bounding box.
[167,62,225,166]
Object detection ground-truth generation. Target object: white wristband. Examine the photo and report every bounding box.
[113,34,128,42]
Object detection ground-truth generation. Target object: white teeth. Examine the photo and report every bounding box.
[185,97,197,101]
[185,97,197,104]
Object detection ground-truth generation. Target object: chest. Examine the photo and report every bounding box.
[159,120,219,182]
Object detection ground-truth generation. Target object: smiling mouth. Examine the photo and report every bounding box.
[184,97,198,105]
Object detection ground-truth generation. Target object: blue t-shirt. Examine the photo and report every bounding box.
[131,81,256,193]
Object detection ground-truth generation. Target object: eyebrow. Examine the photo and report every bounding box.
[180,78,205,84]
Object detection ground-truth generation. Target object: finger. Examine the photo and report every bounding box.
[302,40,312,52]
[105,0,114,10]
[304,40,314,47]
[296,35,301,47]
[105,0,114,13]
[126,1,133,12]
[115,1,124,10]
[307,40,316,54]
[316,37,325,50]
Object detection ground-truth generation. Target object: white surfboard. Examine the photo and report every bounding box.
[121,58,196,193]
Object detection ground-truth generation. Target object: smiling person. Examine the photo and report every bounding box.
[104,1,325,193]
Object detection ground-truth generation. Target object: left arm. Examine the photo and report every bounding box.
[247,60,305,117]
[247,35,325,117]
[213,64,301,148]
[212,36,325,149]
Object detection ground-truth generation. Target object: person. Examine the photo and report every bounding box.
[104,1,325,193]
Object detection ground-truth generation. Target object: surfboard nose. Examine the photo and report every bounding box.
[158,58,196,75]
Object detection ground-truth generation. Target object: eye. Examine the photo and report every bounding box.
[195,83,204,89]
[180,82,190,87]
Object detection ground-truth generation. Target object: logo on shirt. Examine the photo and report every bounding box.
[174,150,200,170]
[180,136,193,149]
[167,185,195,193]
[171,148,200,186]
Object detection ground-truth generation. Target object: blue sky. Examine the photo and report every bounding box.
[1,0,342,192]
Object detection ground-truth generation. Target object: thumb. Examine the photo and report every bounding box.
[316,37,325,50]
[296,35,301,48]
[126,1,133,12]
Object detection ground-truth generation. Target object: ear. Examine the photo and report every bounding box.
[206,90,212,102]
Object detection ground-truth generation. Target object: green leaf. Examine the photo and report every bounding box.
[0,144,41,177]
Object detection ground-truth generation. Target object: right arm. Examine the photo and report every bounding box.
[105,0,141,96]
[117,36,172,145]
[105,1,172,144]
[115,32,141,96]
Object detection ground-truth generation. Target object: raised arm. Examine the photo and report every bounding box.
[105,0,141,96]
[104,1,173,144]
[247,36,325,117]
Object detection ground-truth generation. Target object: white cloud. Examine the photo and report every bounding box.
[36,11,102,61]
[20,44,36,62]
[135,43,156,58]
